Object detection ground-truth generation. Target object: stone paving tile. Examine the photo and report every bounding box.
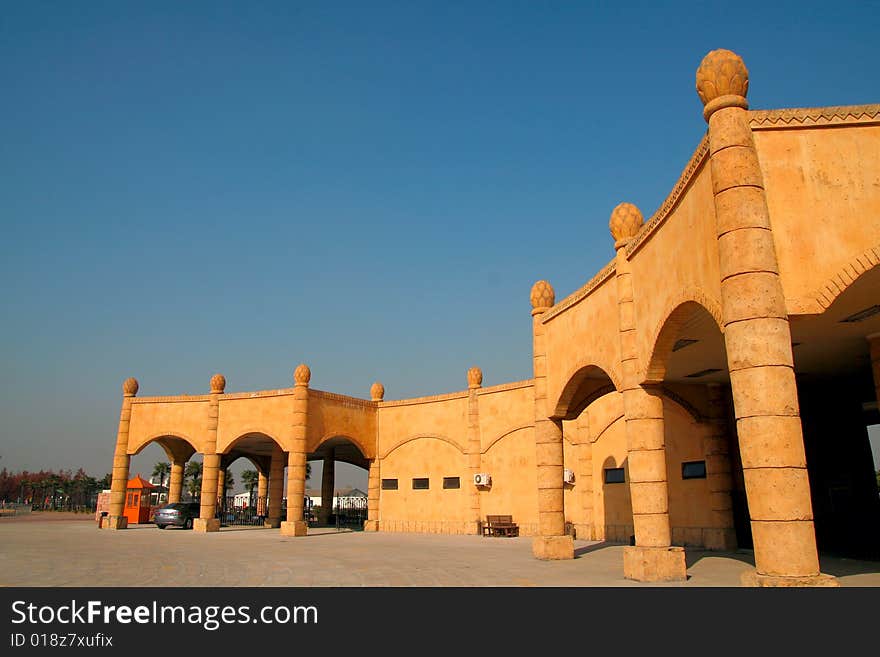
[1,519,878,587]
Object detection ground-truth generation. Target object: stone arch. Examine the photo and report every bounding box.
[128,432,198,462]
[381,434,467,460]
[644,296,724,384]
[812,245,880,311]
[314,432,372,463]
[482,425,532,454]
[553,363,620,421]
[219,429,284,455]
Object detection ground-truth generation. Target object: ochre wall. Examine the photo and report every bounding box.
[626,163,724,382]
[379,437,471,533]
[481,427,538,535]
[754,124,880,313]
[307,390,376,459]
[127,399,210,455]
[216,393,293,452]
[543,275,622,411]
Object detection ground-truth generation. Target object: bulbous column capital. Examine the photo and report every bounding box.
[370,381,385,402]
[210,373,226,394]
[530,280,555,316]
[293,363,311,386]
[696,48,749,122]
[122,377,139,397]
[609,202,644,249]
[467,366,483,389]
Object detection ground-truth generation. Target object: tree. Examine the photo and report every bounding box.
[151,462,171,487]
[306,462,311,481]
[241,470,259,508]
[185,462,202,502]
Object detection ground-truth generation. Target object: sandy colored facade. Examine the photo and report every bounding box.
[104,50,880,586]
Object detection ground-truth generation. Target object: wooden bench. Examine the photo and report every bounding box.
[482,515,519,537]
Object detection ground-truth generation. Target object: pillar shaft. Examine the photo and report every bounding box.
[869,334,880,405]
[533,313,566,537]
[367,459,380,522]
[615,247,673,548]
[320,450,335,524]
[168,461,185,504]
[257,472,268,515]
[107,395,133,526]
[576,412,594,540]
[285,384,309,524]
[467,386,482,532]
[266,447,284,528]
[704,384,737,549]
[198,392,221,524]
[708,102,819,578]
[217,468,226,507]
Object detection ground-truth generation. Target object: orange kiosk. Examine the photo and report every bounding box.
[123,475,156,525]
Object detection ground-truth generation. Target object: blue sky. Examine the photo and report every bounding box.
[1,1,878,490]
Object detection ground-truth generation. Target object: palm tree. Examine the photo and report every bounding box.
[185,462,202,502]
[241,470,259,508]
[151,462,170,488]
[306,462,311,481]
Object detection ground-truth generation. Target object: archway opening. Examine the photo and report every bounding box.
[307,436,369,529]
[790,265,880,559]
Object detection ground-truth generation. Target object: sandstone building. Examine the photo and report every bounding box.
[103,50,880,586]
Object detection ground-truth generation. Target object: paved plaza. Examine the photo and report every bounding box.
[1,514,878,587]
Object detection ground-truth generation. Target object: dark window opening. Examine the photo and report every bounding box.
[682,461,707,479]
[412,478,429,490]
[604,468,625,484]
[381,478,398,490]
[443,477,460,489]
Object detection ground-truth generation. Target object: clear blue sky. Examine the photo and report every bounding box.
[1,1,878,491]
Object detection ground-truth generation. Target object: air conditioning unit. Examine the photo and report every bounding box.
[473,473,491,487]
[563,469,575,484]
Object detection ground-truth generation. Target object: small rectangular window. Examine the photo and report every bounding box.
[604,467,625,484]
[443,477,460,489]
[412,478,430,490]
[381,478,398,490]
[682,461,707,480]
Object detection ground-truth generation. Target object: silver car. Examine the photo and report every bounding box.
[153,502,200,529]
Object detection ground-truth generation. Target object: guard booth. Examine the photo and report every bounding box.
[123,475,156,525]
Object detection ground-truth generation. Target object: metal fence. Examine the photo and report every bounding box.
[219,496,268,527]
[0,502,33,518]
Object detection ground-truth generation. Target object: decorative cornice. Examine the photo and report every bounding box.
[379,390,470,408]
[541,261,617,324]
[748,104,880,130]
[132,394,213,404]
[477,379,534,396]
[309,388,375,409]
[626,135,711,258]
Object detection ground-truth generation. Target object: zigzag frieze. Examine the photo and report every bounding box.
[309,388,375,408]
[626,135,711,258]
[541,261,617,323]
[749,104,880,129]
[477,379,534,396]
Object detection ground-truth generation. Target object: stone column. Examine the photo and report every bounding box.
[869,334,880,405]
[697,49,834,586]
[281,364,310,536]
[365,458,381,531]
[364,381,384,532]
[575,412,594,541]
[704,383,737,549]
[217,468,226,507]
[195,373,225,532]
[467,366,483,534]
[610,203,685,581]
[266,447,284,528]
[319,450,335,524]
[530,280,574,559]
[168,460,185,504]
[104,377,138,530]
[257,472,268,516]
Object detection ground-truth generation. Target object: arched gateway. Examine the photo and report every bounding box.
[103,49,880,587]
